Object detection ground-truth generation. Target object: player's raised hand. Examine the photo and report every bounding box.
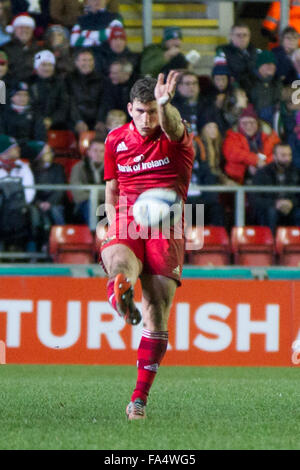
[155,70,180,106]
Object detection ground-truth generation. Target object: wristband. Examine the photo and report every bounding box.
[157,94,170,106]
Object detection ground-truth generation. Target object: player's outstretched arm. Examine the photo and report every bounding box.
[155,70,185,142]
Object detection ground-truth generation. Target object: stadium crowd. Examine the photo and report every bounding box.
[0,0,300,256]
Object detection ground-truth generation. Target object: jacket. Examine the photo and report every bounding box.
[65,70,113,127]
[0,105,47,146]
[70,157,104,204]
[139,44,188,78]
[32,162,66,205]
[50,0,83,28]
[223,128,280,184]
[249,161,300,210]
[0,158,35,203]
[262,1,300,34]
[93,41,140,77]
[29,75,69,127]
[249,74,282,126]
[215,42,259,93]
[3,37,41,81]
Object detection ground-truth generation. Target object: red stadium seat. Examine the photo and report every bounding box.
[276,226,300,266]
[231,226,274,266]
[185,225,231,266]
[49,225,95,264]
[79,131,96,156]
[48,130,78,157]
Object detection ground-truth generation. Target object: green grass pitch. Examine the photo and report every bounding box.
[0,365,300,450]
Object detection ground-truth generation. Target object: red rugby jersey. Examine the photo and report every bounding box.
[104,121,195,204]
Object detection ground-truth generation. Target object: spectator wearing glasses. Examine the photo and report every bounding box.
[223,104,280,184]
[214,23,259,93]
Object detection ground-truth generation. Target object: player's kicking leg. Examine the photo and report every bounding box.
[101,243,143,325]
[126,274,177,420]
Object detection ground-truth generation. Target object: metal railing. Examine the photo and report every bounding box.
[20,183,300,229]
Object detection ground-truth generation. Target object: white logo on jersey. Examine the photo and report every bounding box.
[133,154,145,163]
[116,141,128,152]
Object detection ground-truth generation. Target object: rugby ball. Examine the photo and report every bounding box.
[133,188,182,228]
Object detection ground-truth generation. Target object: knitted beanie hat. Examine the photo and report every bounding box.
[0,135,18,156]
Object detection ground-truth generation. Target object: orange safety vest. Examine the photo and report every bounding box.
[262,0,300,33]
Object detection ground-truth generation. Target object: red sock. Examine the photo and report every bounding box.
[131,329,168,404]
[107,278,118,312]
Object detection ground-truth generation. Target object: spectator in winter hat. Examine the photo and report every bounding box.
[3,13,41,80]
[140,26,188,77]
[0,134,35,204]
[28,50,69,130]
[0,81,47,156]
[223,103,280,184]
[249,49,282,126]
[45,24,74,78]
[94,25,139,76]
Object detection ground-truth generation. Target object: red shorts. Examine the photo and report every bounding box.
[100,206,185,285]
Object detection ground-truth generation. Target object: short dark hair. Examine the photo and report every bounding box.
[281,26,299,39]
[130,76,157,103]
[74,48,94,61]
[273,142,291,154]
[231,23,250,32]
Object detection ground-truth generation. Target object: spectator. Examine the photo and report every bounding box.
[186,150,225,227]
[45,24,74,78]
[223,104,280,184]
[249,50,282,126]
[271,26,299,84]
[94,25,139,77]
[50,0,83,30]
[139,26,189,77]
[27,140,66,248]
[10,0,51,36]
[0,134,36,250]
[29,49,69,130]
[66,48,113,134]
[70,0,123,48]
[172,71,207,136]
[206,64,233,110]
[3,13,40,81]
[0,81,47,157]
[222,87,249,130]
[105,109,127,134]
[106,58,135,117]
[0,50,13,93]
[0,134,35,202]
[214,23,259,93]
[70,137,105,225]
[288,110,300,169]
[249,142,300,234]
[0,0,11,46]
[197,120,236,185]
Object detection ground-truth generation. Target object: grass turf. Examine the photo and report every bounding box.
[0,365,299,450]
